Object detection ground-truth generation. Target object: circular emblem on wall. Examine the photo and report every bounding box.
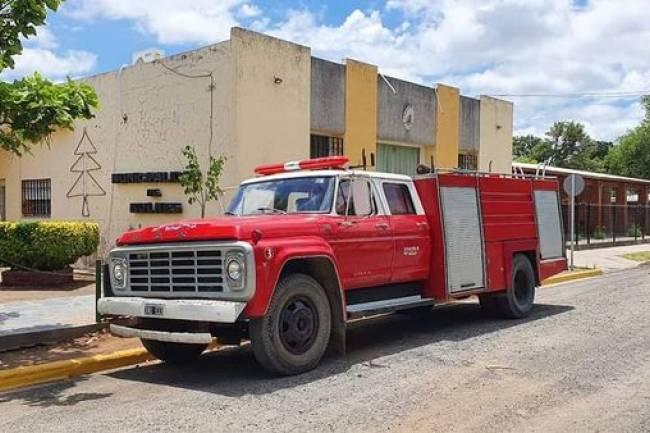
[402,104,415,131]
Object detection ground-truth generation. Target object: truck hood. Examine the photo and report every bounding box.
[116,215,325,246]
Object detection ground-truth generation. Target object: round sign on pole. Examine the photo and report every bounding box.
[563,174,585,197]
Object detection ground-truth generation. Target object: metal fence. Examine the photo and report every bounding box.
[561,203,650,247]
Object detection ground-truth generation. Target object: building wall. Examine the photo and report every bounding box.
[310,58,345,135]
[377,76,436,146]
[479,96,513,174]
[344,59,378,168]
[232,28,311,182]
[0,40,235,254]
[434,84,460,169]
[459,96,480,153]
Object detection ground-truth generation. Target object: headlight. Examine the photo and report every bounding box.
[111,258,127,290]
[225,253,245,290]
[227,259,243,280]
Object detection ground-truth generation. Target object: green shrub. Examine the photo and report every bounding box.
[592,226,607,240]
[626,224,643,238]
[0,222,99,271]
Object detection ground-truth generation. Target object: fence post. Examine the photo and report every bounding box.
[95,259,102,324]
[634,205,639,241]
[613,205,617,244]
[585,203,591,245]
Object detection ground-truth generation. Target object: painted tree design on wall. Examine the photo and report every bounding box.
[66,127,106,217]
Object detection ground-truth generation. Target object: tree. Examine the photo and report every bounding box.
[0,0,98,156]
[179,146,226,218]
[545,121,592,166]
[605,97,650,179]
[512,134,553,163]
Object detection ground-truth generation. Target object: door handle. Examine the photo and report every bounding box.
[338,220,357,227]
[375,223,389,230]
[416,221,429,229]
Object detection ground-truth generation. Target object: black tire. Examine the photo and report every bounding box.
[478,293,501,317]
[479,254,536,319]
[499,254,536,319]
[249,273,332,376]
[141,339,208,365]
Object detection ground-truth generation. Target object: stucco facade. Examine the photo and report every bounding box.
[0,27,514,256]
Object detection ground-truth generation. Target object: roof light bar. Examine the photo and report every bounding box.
[254,156,350,176]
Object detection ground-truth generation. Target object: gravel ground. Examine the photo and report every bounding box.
[1,267,650,433]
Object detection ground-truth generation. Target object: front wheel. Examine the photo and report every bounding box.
[141,339,208,365]
[249,274,332,376]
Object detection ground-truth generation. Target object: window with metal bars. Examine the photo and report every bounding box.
[310,134,344,158]
[22,179,51,218]
[458,154,478,170]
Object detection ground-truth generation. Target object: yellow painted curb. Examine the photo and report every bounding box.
[542,268,603,286]
[0,348,153,392]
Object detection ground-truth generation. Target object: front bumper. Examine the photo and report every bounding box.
[110,324,214,344]
[97,297,247,323]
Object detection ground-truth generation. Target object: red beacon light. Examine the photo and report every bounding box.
[254,156,350,176]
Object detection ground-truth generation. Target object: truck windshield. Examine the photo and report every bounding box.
[227,176,336,216]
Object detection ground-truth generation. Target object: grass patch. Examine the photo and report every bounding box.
[621,251,650,262]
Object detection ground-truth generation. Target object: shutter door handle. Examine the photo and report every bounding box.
[375,223,389,230]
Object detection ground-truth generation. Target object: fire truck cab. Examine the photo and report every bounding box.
[98,157,567,375]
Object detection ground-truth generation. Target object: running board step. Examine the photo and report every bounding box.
[346,295,435,319]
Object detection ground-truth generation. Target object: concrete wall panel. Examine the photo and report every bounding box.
[377,76,436,146]
[479,96,513,174]
[435,84,460,169]
[310,58,345,135]
[344,59,378,168]
[459,96,480,153]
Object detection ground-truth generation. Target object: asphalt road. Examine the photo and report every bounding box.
[2,266,650,433]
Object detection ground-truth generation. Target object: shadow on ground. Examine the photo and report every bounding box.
[101,302,574,397]
[0,376,112,408]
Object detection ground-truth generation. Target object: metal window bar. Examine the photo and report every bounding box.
[310,134,344,158]
[22,179,51,217]
[458,154,478,170]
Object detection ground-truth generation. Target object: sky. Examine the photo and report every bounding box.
[3,0,649,141]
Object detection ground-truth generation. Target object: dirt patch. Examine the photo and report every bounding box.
[0,329,140,370]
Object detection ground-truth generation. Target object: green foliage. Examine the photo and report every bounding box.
[0,73,99,155]
[513,121,611,173]
[178,146,226,218]
[0,0,99,156]
[592,226,607,240]
[605,124,650,179]
[0,221,99,271]
[0,0,64,71]
[626,224,643,238]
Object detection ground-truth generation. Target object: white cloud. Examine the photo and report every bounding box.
[55,0,650,140]
[1,25,97,81]
[267,0,650,140]
[2,49,97,81]
[64,0,246,45]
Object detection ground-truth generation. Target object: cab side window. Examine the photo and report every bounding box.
[383,182,416,215]
[336,179,377,216]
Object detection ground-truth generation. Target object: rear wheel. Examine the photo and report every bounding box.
[249,274,332,376]
[480,254,536,319]
[141,339,208,365]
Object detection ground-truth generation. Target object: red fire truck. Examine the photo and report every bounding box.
[98,157,567,375]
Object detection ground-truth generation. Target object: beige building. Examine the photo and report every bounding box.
[0,28,513,255]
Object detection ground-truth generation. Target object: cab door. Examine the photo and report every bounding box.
[381,181,431,283]
[329,177,393,289]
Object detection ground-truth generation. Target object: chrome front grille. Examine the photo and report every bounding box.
[127,248,224,295]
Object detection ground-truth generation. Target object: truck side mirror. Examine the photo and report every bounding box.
[351,179,372,216]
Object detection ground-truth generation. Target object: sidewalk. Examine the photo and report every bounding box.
[570,243,650,272]
[0,283,97,351]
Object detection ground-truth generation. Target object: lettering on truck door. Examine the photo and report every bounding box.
[381,181,431,283]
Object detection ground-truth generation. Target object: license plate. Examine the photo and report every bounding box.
[144,304,164,316]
